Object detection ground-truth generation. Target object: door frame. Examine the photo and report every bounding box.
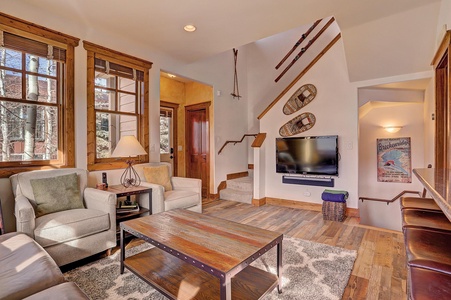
[185,101,211,199]
[160,101,179,176]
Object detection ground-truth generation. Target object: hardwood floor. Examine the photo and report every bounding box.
[202,200,407,300]
[64,199,407,299]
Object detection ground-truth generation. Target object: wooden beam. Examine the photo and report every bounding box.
[258,33,342,120]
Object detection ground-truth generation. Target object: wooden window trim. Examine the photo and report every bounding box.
[0,13,79,178]
[83,41,152,171]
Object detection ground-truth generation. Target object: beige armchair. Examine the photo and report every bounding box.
[134,162,202,214]
[10,168,116,267]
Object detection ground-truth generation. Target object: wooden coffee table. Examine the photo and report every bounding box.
[120,209,283,300]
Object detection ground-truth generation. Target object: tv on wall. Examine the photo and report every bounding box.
[276,135,339,176]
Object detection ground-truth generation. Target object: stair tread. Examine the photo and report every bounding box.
[219,188,253,204]
[226,177,253,192]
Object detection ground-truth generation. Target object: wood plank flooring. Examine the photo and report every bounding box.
[64,199,407,299]
[202,200,407,300]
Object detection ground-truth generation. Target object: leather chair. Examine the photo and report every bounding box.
[408,267,451,300]
[400,197,441,212]
[404,228,451,300]
[134,162,202,214]
[10,168,117,266]
[402,209,451,233]
[404,228,451,274]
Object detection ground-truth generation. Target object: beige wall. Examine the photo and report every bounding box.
[159,77,213,177]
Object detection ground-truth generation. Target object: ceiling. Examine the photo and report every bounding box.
[5,0,442,83]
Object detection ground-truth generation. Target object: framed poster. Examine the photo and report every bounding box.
[377,137,412,183]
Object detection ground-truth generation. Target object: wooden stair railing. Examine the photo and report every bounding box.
[359,190,422,205]
[218,133,266,154]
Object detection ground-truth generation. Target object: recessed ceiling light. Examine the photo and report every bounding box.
[167,73,176,78]
[184,24,196,32]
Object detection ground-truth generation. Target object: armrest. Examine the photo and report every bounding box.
[139,182,165,214]
[14,195,36,237]
[172,177,202,194]
[84,188,116,212]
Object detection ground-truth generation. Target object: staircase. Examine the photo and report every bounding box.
[219,176,253,204]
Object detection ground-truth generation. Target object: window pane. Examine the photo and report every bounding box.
[118,77,135,92]
[26,54,57,76]
[95,72,115,88]
[26,75,57,103]
[0,102,58,161]
[1,70,22,99]
[118,92,136,113]
[95,88,116,110]
[1,48,22,70]
[96,112,137,158]
[160,116,170,153]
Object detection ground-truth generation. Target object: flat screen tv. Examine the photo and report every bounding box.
[276,135,339,176]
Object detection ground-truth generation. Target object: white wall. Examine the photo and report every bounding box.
[259,38,359,208]
[0,2,251,195]
[358,101,425,231]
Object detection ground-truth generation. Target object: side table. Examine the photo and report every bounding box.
[106,185,152,240]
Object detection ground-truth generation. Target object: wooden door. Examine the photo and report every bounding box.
[185,102,210,198]
[432,31,450,170]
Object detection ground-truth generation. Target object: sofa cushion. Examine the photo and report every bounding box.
[143,164,173,191]
[0,232,65,300]
[34,209,110,248]
[30,173,85,217]
[164,190,199,211]
[23,282,89,300]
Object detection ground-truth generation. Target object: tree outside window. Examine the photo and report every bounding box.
[0,13,78,177]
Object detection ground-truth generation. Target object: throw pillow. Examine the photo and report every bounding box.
[143,165,173,191]
[30,173,85,217]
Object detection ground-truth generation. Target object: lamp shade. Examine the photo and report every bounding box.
[111,135,147,157]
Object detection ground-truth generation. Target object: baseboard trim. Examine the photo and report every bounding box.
[266,197,359,217]
[252,198,266,206]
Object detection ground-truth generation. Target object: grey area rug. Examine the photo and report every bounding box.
[64,237,356,300]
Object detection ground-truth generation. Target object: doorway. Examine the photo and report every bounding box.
[160,101,179,176]
[185,102,210,198]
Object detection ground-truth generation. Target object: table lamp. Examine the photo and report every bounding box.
[111,135,147,187]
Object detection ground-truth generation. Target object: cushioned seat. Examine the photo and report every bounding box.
[34,208,110,247]
[400,197,441,212]
[10,168,117,266]
[404,228,451,275]
[408,267,451,300]
[402,209,451,233]
[164,190,200,211]
[134,162,202,214]
[23,282,89,300]
[0,232,66,299]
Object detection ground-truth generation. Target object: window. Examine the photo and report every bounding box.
[83,41,152,171]
[0,13,79,177]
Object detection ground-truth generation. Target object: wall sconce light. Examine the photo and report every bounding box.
[383,126,403,133]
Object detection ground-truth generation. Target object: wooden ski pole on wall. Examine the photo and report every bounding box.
[275,17,335,83]
[275,18,322,70]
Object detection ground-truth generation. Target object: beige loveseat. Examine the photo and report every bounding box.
[134,162,202,214]
[10,168,117,266]
[0,232,88,299]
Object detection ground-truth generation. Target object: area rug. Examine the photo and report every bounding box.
[64,237,356,300]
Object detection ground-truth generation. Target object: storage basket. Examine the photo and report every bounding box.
[322,201,347,222]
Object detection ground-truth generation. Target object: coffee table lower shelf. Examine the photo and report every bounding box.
[124,247,279,300]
